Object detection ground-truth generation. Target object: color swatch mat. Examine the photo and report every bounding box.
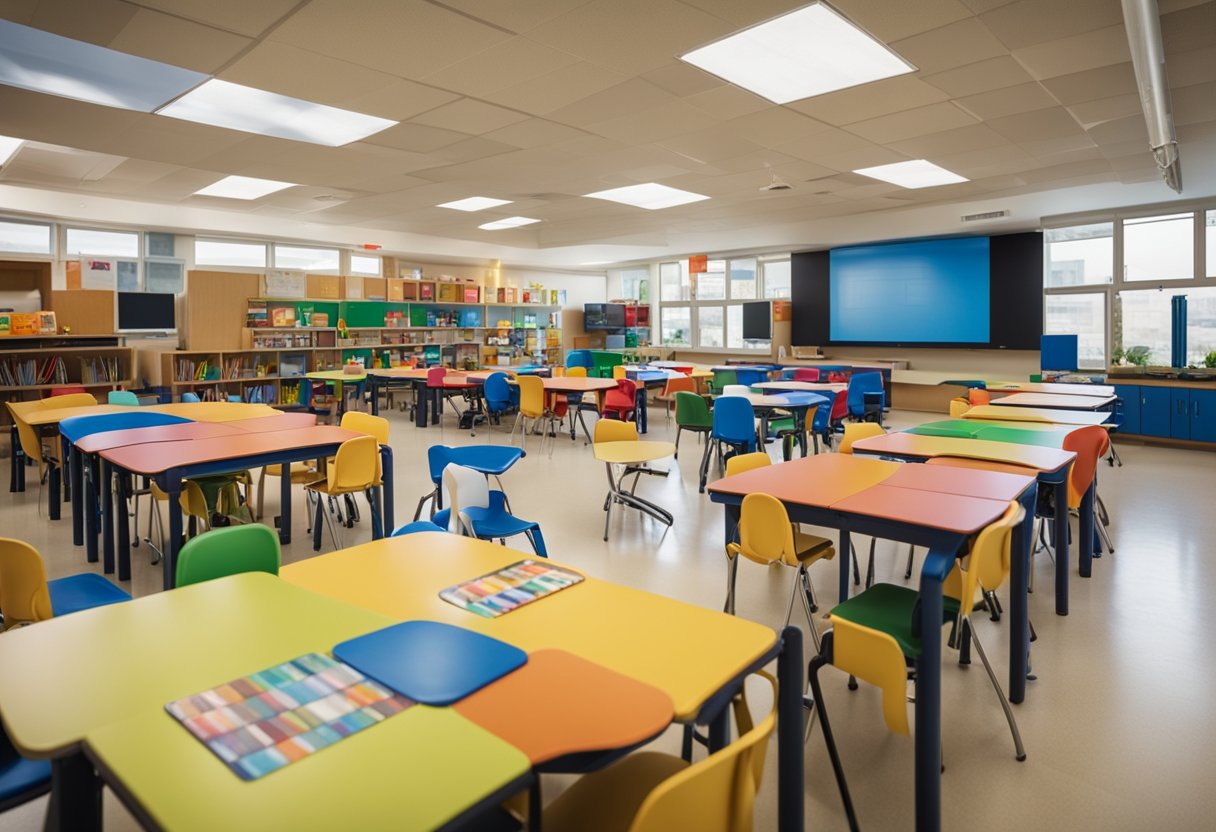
[439,559,584,618]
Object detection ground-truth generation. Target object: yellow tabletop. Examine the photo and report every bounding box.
[23,402,280,428]
[963,405,1111,426]
[307,370,367,382]
[23,403,131,427]
[281,534,776,721]
[592,440,676,465]
[0,573,391,757]
[985,381,1115,397]
[851,433,1076,473]
[990,392,1113,409]
[86,705,528,832]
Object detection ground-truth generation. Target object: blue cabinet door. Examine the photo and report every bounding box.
[1139,387,1172,437]
[1191,389,1216,443]
[1113,384,1141,434]
[1170,389,1191,439]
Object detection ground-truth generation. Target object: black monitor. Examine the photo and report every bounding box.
[742,301,771,340]
[117,292,176,332]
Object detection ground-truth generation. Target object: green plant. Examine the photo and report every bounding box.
[1112,347,1125,365]
[1205,350,1216,369]
[1125,346,1151,367]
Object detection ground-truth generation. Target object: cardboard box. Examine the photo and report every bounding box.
[463,286,480,304]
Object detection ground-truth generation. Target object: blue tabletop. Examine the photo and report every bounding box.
[761,392,830,408]
[445,445,526,476]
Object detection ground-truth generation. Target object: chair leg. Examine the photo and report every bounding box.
[525,525,548,558]
[674,426,682,459]
[697,436,713,493]
[324,497,343,551]
[312,492,324,551]
[864,538,876,588]
[724,552,740,614]
[849,541,860,586]
[969,621,1027,761]
[795,565,821,653]
[808,654,861,832]
[904,545,915,579]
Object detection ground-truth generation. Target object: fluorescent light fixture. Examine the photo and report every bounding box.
[679,2,914,104]
[438,196,513,212]
[0,135,23,166]
[853,159,968,189]
[583,183,709,210]
[0,19,206,111]
[478,216,540,230]
[158,79,397,146]
[194,175,297,200]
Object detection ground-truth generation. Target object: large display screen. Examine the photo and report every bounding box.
[117,291,176,332]
[828,237,990,343]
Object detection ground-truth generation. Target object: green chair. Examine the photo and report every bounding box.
[175,525,281,588]
[107,391,140,406]
[673,391,713,460]
[710,369,738,395]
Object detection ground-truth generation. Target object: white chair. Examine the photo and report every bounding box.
[440,463,487,537]
[723,384,751,397]
[436,463,549,556]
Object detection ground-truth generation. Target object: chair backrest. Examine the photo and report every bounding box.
[594,420,639,443]
[829,617,911,736]
[675,391,712,429]
[628,672,778,832]
[174,525,281,588]
[426,367,447,387]
[484,372,512,408]
[44,393,98,409]
[846,372,883,415]
[565,349,592,369]
[605,378,637,406]
[661,375,695,397]
[1062,425,1108,508]
[517,376,546,418]
[181,392,201,403]
[952,502,1024,619]
[838,422,884,455]
[612,364,627,379]
[329,435,379,491]
[5,400,47,466]
[793,368,821,382]
[712,396,756,444]
[968,387,991,406]
[340,411,390,444]
[107,391,140,406]
[441,464,490,535]
[426,445,454,484]
[712,369,738,392]
[722,384,751,397]
[734,369,766,387]
[949,398,971,418]
[727,492,797,568]
[828,389,849,422]
[59,412,191,443]
[724,452,771,478]
[0,538,52,627]
[566,366,588,378]
[390,520,446,537]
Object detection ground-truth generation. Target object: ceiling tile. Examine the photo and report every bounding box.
[960,0,1020,12]
[922,56,1036,97]
[726,109,836,149]
[955,81,1058,120]
[26,0,137,45]
[481,119,588,149]
[545,78,676,128]
[831,0,973,42]
[362,123,472,154]
[933,142,1036,176]
[987,106,1084,142]
[1161,1,1216,53]
[489,61,626,116]
[422,37,582,98]
[433,0,595,33]
[807,145,909,172]
[887,123,1012,157]
[788,76,949,125]
[1170,46,1216,89]
[343,80,461,123]
[682,85,773,119]
[1039,63,1136,105]
[585,102,719,144]
[125,0,302,38]
[674,0,812,27]
[1012,24,1131,79]
[108,9,251,73]
[770,128,878,163]
[978,0,1124,51]
[1015,158,1114,184]
[410,99,530,135]
[890,17,1010,75]
[427,137,518,164]
[658,129,765,165]
[845,102,979,143]
[1066,94,1143,128]
[641,61,723,97]
[1171,81,1216,126]
[1084,115,1148,146]
[1019,132,1097,157]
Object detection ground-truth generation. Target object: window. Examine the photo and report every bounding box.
[1044,223,1112,287]
[0,218,52,254]
[1118,287,1216,367]
[145,260,184,294]
[659,254,787,351]
[619,267,649,302]
[273,244,339,272]
[1206,210,1215,277]
[698,306,724,348]
[727,258,756,299]
[660,262,688,301]
[1046,293,1105,369]
[1123,213,1193,282]
[762,259,791,298]
[660,305,691,346]
[195,239,267,268]
[116,261,140,291]
[696,259,726,300]
[350,253,381,276]
[65,227,139,258]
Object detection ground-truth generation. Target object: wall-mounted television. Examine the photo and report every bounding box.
[741,301,771,340]
[117,292,176,332]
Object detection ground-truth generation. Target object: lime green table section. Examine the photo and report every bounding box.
[85,705,529,832]
[908,419,1074,447]
[0,573,391,758]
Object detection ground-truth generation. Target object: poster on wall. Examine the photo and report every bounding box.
[263,271,307,298]
[689,255,707,273]
[82,258,116,290]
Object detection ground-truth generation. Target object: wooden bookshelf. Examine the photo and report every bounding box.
[0,337,134,426]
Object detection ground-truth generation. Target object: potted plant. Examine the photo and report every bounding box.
[1206,350,1216,369]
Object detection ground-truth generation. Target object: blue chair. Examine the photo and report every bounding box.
[565,350,592,371]
[699,396,758,493]
[0,537,130,628]
[483,372,515,429]
[107,390,140,406]
[0,722,50,813]
[413,445,455,521]
[181,392,201,403]
[412,445,524,520]
[735,368,767,387]
[391,520,446,537]
[846,372,885,424]
[433,464,548,557]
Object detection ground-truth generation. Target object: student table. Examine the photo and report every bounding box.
[708,454,1036,832]
[738,391,829,458]
[752,380,848,394]
[529,376,616,443]
[366,368,483,427]
[963,404,1111,425]
[990,392,1115,410]
[306,369,367,416]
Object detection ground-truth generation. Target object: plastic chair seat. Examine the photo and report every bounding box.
[433,493,540,540]
[0,746,50,812]
[390,520,445,537]
[544,752,689,832]
[830,583,959,659]
[793,530,835,564]
[46,573,132,618]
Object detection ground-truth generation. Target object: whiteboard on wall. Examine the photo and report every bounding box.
[264,271,307,298]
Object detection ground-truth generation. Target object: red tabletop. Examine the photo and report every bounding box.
[831,485,1011,534]
[537,378,617,393]
[75,422,244,454]
[707,453,899,508]
[881,463,1034,502]
[226,413,318,432]
[100,426,362,475]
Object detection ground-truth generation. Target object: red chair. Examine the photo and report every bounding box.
[827,371,848,383]
[601,379,638,421]
[793,368,821,382]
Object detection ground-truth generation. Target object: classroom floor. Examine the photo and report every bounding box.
[2,402,1214,831]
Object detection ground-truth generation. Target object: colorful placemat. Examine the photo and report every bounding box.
[439,559,584,618]
[333,621,527,706]
[165,652,412,781]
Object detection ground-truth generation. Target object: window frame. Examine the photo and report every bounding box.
[64,226,141,259]
[0,216,54,257]
[658,254,788,353]
[194,237,269,270]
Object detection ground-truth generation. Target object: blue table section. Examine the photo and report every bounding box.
[333,621,528,706]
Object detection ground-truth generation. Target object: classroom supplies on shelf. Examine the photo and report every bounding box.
[439,559,584,618]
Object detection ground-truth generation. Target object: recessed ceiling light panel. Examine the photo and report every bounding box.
[0,135,23,166]
[478,216,540,230]
[193,175,297,200]
[679,2,914,104]
[853,159,968,189]
[0,19,207,111]
[158,79,397,146]
[583,183,709,210]
[438,196,513,212]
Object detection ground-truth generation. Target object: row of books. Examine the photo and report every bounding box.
[80,357,123,384]
[0,356,69,387]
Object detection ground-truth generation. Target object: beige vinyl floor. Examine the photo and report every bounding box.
[1,401,1214,831]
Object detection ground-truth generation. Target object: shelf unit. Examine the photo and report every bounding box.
[0,336,134,425]
[584,302,651,349]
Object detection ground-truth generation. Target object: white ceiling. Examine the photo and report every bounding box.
[0,0,1213,269]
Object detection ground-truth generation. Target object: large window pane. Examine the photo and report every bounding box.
[274,244,339,272]
[350,253,381,276]
[116,261,139,291]
[697,259,725,300]
[1206,210,1215,277]
[1119,287,1216,367]
[660,262,688,301]
[698,305,724,348]
[726,304,768,350]
[0,219,52,254]
[619,267,649,302]
[195,239,266,268]
[660,306,691,346]
[1123,213,1193,282]
[1045,293,1106,369]
[728,258,756,299]
[1044,223,1112,287]
[146,260,184,294]
[65,228,138,257]
[763,259,791,298]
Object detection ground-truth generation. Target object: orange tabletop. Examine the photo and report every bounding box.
[707,453,899,508]
[831,485,1010,534]
[752,381,847,393]
[225,412,319,432]
[850,432,1075,473]
[99,426,362,475]
[962,405,1110,426]
[881,463,1035,502]
[990,392,1114,410]
[454,649,674,765]
[924,457,1041,477]
[74,422,244,454]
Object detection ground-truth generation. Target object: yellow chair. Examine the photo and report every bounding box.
[511,376,562,454]
[6,395,98,507]
[723,451,771,477]
[544,671,778,832]
[725,490,835,651]
[594,419,639,443]
[566,366,588,378]
[0,538,129,630]
[304,435,381,551]
[612,364,627,379]
[807,503,1027,828]
[949,397,971,418]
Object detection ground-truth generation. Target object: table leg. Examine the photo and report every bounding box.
[915,547,954,832]
[637,388,648,434]
[838,529,851,603]
[1078,480,1095,578]
[9,424,24,492]
[777,625,805,832]
[71,445,84,546]
[100,460,114,575]
[61,435,72,502]
[415,383,429,428]
[279,465,293,544]
[380,446,395,534]
[1008,484,1037,704]
[116,471,132,582]
[48,459,61,520]
[370,377,380,416]
[1052,476,1069,615]
[46,753,101,832]
[85,455,99,564]
[164,476,183,591]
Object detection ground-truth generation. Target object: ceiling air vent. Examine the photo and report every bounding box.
[961,210,1009,222]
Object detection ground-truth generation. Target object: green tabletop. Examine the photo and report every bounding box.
[0,573,392,757]
[973,425,1071,447]
[86,705,529,831]
[904,419,987,439]
[908,420,1072,447]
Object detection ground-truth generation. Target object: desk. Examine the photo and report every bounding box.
[279,533,805,831]
[534,377,616,443]
[983,381,1115,397]
[752,381,847,394]
[365,368,482,427]
[991,392,1115,410]
[592,440,675,541]
[740,391,829,460]
[306,369,368,417]
[963,404,1111,426]
[708,454,1033,832]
